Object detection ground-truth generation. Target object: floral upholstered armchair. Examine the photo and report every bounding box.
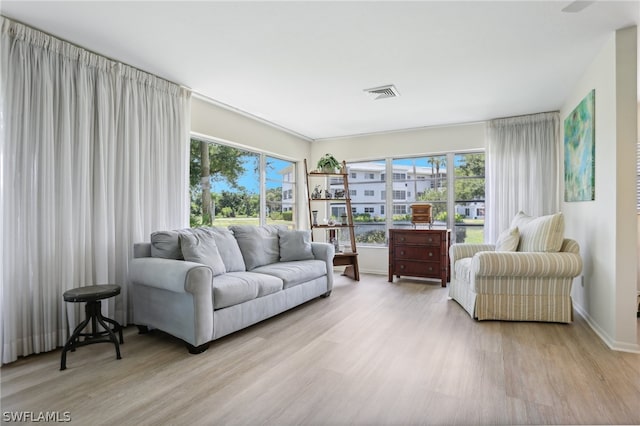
[448,212,583,323]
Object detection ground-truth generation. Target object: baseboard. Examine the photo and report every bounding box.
[573,303,640,354]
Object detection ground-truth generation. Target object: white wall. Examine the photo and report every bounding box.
[313,123,486,275]
[561,26,638,351]
[191,96,312,226]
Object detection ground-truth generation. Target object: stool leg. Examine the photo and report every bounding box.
[60,307,92,371]
[100,315,124,344]
[95,313,121,360]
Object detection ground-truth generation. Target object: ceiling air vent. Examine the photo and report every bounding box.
[364,84,400,100]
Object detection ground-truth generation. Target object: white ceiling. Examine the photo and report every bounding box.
[1,1,638,140]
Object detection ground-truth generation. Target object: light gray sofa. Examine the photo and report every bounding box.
[130,225,334,353]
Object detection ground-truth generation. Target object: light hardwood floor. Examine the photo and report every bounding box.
[2,274,639,425]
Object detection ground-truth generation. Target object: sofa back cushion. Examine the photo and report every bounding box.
[179,229,226,276]
[511,211,564,252]
[206,227,246,272]
[230,225,288,270]
[278,229,315,262]
[150,229,189,260]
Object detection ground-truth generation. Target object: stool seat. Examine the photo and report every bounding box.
[61,284,123,370]
[63,284,120,302]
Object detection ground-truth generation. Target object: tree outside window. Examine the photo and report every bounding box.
[190,138,295,228]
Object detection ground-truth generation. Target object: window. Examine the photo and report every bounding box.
[454,152,485,243]
[393,205,407,214]
[350,189,357,196]
[189,138,295,228]
[365,173,375,179]
[351,172,357,179]
[346,152,484,246]
[392,190,406,200]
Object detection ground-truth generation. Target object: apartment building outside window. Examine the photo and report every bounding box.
[343,153,484,246]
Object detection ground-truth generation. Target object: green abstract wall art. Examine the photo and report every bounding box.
[564,89,595,202]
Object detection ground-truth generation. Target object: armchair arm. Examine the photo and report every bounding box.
[472,251,582,278]
[450,243,496,261]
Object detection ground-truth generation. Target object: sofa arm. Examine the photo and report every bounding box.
[311,242,335,290]
[472,251,583,278]
[129,257,213,295]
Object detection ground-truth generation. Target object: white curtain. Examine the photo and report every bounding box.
[485,112,560,243]
[0,17,191,364]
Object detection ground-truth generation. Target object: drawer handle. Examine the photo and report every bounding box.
[428,252,433,257]
[400,237,406,242]
[427,238,433,242]
[400,251,405,256]
[400,265,405,269]
[428,267,433,272]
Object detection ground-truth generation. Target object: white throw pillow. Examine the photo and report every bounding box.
[495,226,519,252]
[510,211,564,252]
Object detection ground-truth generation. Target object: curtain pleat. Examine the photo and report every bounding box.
[485,112,560,243]
[0,17,191,363]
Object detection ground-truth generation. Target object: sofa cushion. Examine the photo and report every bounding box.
[230,225,287,270]
[495,226,519,252]
[252,260,327,289]
[278,229,314,262]
[205,227,246,272]
[180,229,226,276]
[511,211,564,252]
[211,272,282,310]
[150,230,186,260]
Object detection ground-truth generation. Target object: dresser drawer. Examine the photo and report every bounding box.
[395,245,440,261]
[394,260,441,278]
[393,232,441,246]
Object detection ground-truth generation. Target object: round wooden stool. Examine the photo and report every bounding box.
[60,284,123,370]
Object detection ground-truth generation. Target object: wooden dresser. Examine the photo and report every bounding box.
[388,229,451,287]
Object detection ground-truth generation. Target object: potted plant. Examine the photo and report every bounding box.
[317,153,341,173]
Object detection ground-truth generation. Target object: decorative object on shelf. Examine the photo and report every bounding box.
[410,203,433,229]
[327,218,336,226]
[312,185,323,199]
[312,210,318,226]
[324,189,332,199]
[332,236,340,252]
[341,213,348,225]
[334,189,345,198]
[317,153,341,173]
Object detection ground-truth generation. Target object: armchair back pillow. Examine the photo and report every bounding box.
[495,226,520,251]
[511,211,564,252]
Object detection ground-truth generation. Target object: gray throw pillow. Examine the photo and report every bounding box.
[205,226,246,272]
[230,225,287,270]
[278,229,314,262]
[179,229,226,276]
[151,229,188,259]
